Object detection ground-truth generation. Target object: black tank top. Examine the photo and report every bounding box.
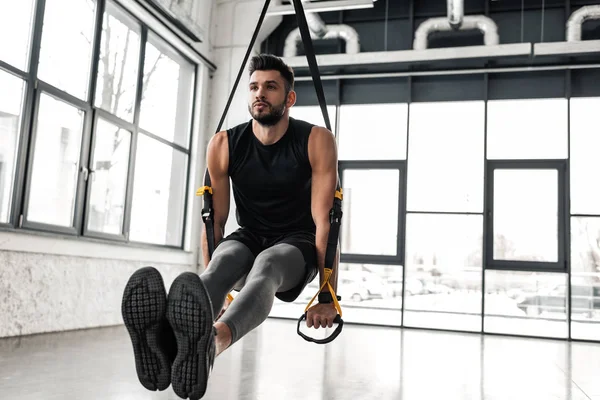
[227,117,315,237]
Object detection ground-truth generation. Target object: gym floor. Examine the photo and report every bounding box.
[1,318,599,400]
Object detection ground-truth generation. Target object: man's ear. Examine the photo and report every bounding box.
[286,90,296,108]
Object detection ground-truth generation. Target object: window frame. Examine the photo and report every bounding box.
[485,159,567,272]
[0,0,200,251]
[338,159,406,266]
[0,66,29,229]
[82,110,133,242]
[20,86,92,236]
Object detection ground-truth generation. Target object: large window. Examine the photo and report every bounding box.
[273,72,600,342]
[0,0,198,248]
[404,100,484,332]
[570,97,600,341]
[486,162,565,270]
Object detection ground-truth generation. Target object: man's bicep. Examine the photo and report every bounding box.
[211,172,230,228]
[206,132,230,227]
[309,128,338,222]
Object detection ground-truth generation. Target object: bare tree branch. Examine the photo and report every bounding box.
[112,29,132,117]
[142,53,164,101]
[100,13,113,111]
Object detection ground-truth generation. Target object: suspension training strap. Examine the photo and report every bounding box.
[290,0,331,132]
[197,0,272,262]
[291,0,344,344]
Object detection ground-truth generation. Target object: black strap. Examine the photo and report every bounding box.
[291,0,332,132]
[292,0,344,345]
[202,0,271,259]
[292,0,341,275]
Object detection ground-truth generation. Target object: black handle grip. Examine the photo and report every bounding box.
[296,313,343,344]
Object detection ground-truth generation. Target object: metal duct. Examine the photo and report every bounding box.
[566,5,600,41]
[447,0,464,29]
[283,24,360,57]
[302,0,328,37]
[283,0,360,57]
[413,15,499,50]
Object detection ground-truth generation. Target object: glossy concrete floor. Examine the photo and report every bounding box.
[2,318,600,400]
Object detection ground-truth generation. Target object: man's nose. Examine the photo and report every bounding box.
[255,86,266,98]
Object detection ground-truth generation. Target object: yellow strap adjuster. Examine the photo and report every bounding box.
[196,186,213,196]
[304,268,342,317]
[335,188,343,201]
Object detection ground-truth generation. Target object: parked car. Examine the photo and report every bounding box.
[516,284,600,316]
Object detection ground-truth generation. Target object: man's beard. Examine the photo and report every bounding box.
[248,100,286,126]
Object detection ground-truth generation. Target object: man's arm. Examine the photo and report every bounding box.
[308,127,339,295]
[200,131,230,268]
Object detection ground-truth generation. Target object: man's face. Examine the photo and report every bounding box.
[248,70,293,126]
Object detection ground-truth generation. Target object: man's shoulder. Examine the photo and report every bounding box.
[290,117,315,134]
[227,120,253,135]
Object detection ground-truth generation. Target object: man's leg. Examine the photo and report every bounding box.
[166,240,255,400]
[200,240,255,318]
[217,242,309,351]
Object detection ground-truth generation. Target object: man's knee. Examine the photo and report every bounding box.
[202,240,254,288]
[251,244,305,279]
[209,240,253,269]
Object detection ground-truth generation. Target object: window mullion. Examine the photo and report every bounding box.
[74,108,94,236]
[87,0,106,105]
[10,0,47,227]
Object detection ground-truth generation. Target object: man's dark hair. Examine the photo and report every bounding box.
[248,54,294,94]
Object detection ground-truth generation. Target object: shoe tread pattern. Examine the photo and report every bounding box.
[122,267,171,391]
[167,272,215,400]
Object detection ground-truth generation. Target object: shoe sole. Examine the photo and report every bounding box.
[167,272,215,400]
[121,266,171,391]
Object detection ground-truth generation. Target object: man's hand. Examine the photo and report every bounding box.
[306,303,338,329]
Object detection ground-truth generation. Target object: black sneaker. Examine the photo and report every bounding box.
[121,266,176,391]
[166,272,216,400]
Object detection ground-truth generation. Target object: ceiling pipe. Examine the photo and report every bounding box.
[283,24,360,57]
[283,0,361,56]
[303,0,328,38]
[566,5,600,41]
[413,15,499,50]
[413,0,499,50]
[447,0,464,29]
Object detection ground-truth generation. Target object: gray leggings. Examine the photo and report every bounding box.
[199,240,307,344]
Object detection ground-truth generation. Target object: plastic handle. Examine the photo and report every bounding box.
[296,313,343,344]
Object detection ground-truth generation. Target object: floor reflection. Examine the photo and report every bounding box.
[0,318,599,399]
